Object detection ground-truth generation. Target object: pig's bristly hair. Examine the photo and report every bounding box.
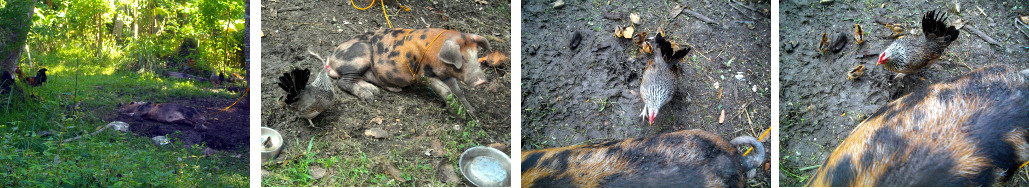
[277,68,310,104]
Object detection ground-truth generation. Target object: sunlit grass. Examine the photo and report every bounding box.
[0,45,246,186]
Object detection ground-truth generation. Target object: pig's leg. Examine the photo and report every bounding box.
[427,77,477,117]
[332,43,378,99]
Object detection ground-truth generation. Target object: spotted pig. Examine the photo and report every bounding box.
[118,101,207,130]
[521,129,766,188]
[315,28,493,115]
[808,65,1029,186]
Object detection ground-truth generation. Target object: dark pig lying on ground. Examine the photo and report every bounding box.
[521,129,766,188]
[312,28,496,116]
[808,65,1029,186]
[118,102,207,130]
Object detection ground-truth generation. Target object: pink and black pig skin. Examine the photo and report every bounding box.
[521,129,766,188]
[320,28,492,115]
[809,65,1029,186]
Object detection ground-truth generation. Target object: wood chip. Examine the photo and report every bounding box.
[718,109,726,124]
[683,9,717,24]
[964,26,1001,46]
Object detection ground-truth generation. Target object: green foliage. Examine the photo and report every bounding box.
[0,1,247,184]
[23,0,246,78]
[445,94,467,119]
[0,54,245,186]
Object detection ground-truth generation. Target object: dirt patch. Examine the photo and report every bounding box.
[520,0,771,187]
[261,0,510,186]
[779,1,1029,186]
[113,98,250,150]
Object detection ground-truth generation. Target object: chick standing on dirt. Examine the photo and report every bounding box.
[639,33,690,125]
[277,67,335,127]
[877,10,959,78]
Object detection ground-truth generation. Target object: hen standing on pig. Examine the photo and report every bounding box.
[317,28,492,116]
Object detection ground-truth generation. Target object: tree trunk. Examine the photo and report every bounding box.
[0,0,35,74]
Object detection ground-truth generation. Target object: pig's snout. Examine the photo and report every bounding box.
[473,79,487,87]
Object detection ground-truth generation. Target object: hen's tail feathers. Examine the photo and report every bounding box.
[922,10,959,44]
[35,68,47,86]
[653,33,692,68]
[277,68,311,104]
[731,136,765,170]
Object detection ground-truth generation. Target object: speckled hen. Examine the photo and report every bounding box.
[877,10,959,77]
[277,67,335,126]
[639,33,690,125]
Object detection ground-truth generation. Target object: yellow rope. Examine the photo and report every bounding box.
[350,0,393,28]
[206,87,249,116]
[1020,160,1029,170]
[743,127,770,157]
[351,0,375,10]
[404,30,447,82]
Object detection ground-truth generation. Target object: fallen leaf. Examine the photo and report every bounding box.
[623,26,634,39]
[630,13,641,25]
[718,109,726,124]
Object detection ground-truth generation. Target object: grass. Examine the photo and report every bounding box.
[262,99,495,187]
[0,44,247,186]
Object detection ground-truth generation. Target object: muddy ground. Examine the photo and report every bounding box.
[111,98,250,151]
[261,0,510,186]
[521,0,771,187]
[779,0,1029,186]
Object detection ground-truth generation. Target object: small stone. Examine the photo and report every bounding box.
[436,159,461,184]
[109,121,130,133]
[364,128,391,139]
[552,0,565,8]
[309,166,327,180]
[152,136,170,146]
[432,140,446,157]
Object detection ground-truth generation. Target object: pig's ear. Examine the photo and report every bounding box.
[468,34,491,52]
[438,39,463,70]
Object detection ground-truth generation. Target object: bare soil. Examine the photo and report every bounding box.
[779,0,1029,186]
[260,0,511,186]
[113,98,250,151]
[521,0,772,187]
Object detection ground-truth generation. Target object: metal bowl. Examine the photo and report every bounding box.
[260,127,284,163]
[459,146,511,187]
